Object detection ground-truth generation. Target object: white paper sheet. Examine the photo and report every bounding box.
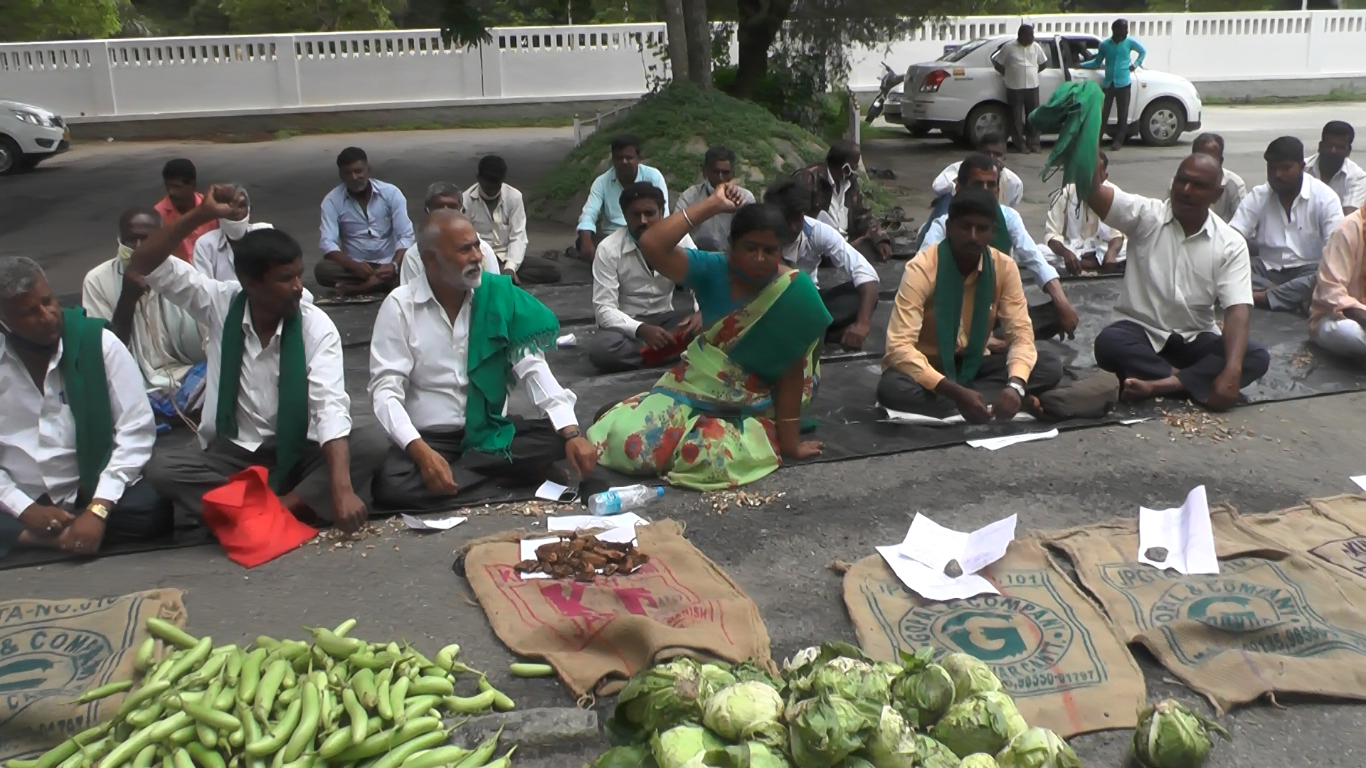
[966,428,1059,451]
[546,512,649,533]
[400,513,467,531]
[1137,485,1219,575]
[877,545,998,601]
[899,513,1017,575]
[1120,418,1151,426]
[1351,475,1366,493]
[880,407,1036,426]
[556,333,578,348]
[535,480,578,502]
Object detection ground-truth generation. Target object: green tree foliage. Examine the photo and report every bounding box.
[217,0,396,33]
[1,0,123,42]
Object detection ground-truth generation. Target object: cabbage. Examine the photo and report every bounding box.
[930,692,1023,759]
[787,693,873,768]
[890,663,955,728]
[1131,700,1229,768]
[809,657,892,716]
[940,653,1002,703]
[786,643,872,699]
[609,659,727,743]
[861,705,918,768]
[652,724,724,768]
[731,660,787,694]
[703,681,786,745]
[911,735,960,768]
[961,755,1001,768]
[996,727,1080,768]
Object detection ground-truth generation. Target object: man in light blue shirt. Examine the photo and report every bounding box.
[575,134,668,261]
[1080,19,1146,151]
[922,153,1079,340]
[317,146,415,295]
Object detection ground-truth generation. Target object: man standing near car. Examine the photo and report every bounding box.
[992,24,1048,154]
[1081,19,1146,151]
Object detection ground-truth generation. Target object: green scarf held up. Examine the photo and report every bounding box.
[59,307,114,503]
[933,240,996,386]
[216,292,307,492]
[1030,80,1105,201]
[464,274,561,457]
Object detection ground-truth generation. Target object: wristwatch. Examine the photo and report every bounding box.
[1007,380,1027,399]
[87,502,110,520]
[561,428,582,441]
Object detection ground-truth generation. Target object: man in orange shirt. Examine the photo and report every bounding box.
[877,187,1062,421]
[1310,210,1366,359]
[153,158,217,262]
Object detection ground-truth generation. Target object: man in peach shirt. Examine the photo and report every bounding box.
[153,158,218,262]
[1310,211,1366,359]
[877,187,1062,421]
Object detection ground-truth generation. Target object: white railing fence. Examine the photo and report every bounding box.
[1,11,1363,124]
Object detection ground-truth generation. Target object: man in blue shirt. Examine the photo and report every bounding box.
[576,134,668,262]
[1081,18,1146,151]
[317,147,415,295]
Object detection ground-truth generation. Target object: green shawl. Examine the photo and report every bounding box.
[216,292,307,492]
[464,274,560,456]
[1029,80,1105,199]
[59,307,114,502]
[727,270,832,384]
[933,239,996,386]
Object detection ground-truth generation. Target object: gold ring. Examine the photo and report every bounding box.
[47,521,61,532]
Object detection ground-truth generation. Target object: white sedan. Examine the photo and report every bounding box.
[0,99,70,175]
[901,34,1202,148]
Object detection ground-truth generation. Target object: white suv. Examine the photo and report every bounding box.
[1,99,70,175]
[902,34,1202,148]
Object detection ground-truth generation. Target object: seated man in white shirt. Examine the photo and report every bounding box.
[0,257,171,557]
[192,183,273,282]
[400,183,500,288]
[369,210,599,510]
[1306,120,1366,216]
[764,178,880,349]
[1088,153,1270,410]
[1191,133,1246,223]
[674,145,757,253]
[463,155,560,285]
[588,183,701,373]
[1230,136,1344,313]
[919,132,1024,249]
[922,153,1080,340]
[1045,151,1126,274]
[129,189,387,532]
[83,207,207,402]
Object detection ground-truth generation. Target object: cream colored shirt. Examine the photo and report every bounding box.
[1045,183,1125,261]
[462,183,529,270]
[1307,154,1366,210]
[991,40,1048,90]
[826,168,852,235]
[1103,189,1253,350]
[1210,167,1247,223]
[398,241,501,287]
[82,256,206,393]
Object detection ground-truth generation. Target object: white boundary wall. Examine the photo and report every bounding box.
[1,11,1362,123]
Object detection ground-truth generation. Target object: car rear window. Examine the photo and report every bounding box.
[939,38,991,63]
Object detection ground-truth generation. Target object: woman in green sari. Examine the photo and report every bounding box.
[587,184,832,490]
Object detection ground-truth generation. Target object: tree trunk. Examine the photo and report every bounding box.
[681,0,710,89]
[661,0,690,85]
[731,0,790,99]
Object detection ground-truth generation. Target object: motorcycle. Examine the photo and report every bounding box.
[864,61,905,124]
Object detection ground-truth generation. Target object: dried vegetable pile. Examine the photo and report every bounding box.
[514,532,649,581]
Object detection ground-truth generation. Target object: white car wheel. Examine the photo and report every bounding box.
[0,136,20,175]
[1140,99,1186,147]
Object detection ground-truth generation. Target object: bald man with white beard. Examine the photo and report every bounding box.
[368,211,598,510]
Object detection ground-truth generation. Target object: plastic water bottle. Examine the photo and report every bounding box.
[588,484,665,516]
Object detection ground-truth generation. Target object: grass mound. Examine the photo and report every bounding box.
[529,83,884,224]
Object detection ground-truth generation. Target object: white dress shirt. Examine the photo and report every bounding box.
[369,281,578,449]
[674,182,756,252]
[991,40,1048,90]
[192,223,274,282]
[1045,183,1126,261]
[1307,154,1366,210]
[1103,189,1253,350]
[592,228,696,337]
[922,205,1060,287]
[1229,175,1344,270]
[783,216,880,289]
[82,256,206,392]
[0,329,155,516]
[145,257,351,450]
[825,168,853,235]
[462,184,530,270]
[398,241,501,288]
[1211,168,1247,223]
[932,163,1025,209]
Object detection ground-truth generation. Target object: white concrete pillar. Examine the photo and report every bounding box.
[88,41,118,116]
[479,41,502,98]
[274,34,302,107]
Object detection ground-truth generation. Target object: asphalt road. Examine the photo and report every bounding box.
[5,103,1366,766]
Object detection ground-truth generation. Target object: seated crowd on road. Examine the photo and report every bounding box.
[4,98,1366,558]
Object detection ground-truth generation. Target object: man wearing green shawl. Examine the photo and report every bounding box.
[920,153,1080,341]
[370,210,599,510]
[129,191,388,533]
[0,257,171,558]
[878,189,1063,422]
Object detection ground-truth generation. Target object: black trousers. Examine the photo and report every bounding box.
[146,426,389,527]
[372,417,565,511]
[515,256,561,285]
[0,480,174,555]
[877,348,1065,419]
[1101,84,1133,148]
[821,280,868,337]
[1093,320,1271,404]
[1006,87,1040,149]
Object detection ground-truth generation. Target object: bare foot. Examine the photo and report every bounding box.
[1121,376,1183,402]
[16,530,62,549]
